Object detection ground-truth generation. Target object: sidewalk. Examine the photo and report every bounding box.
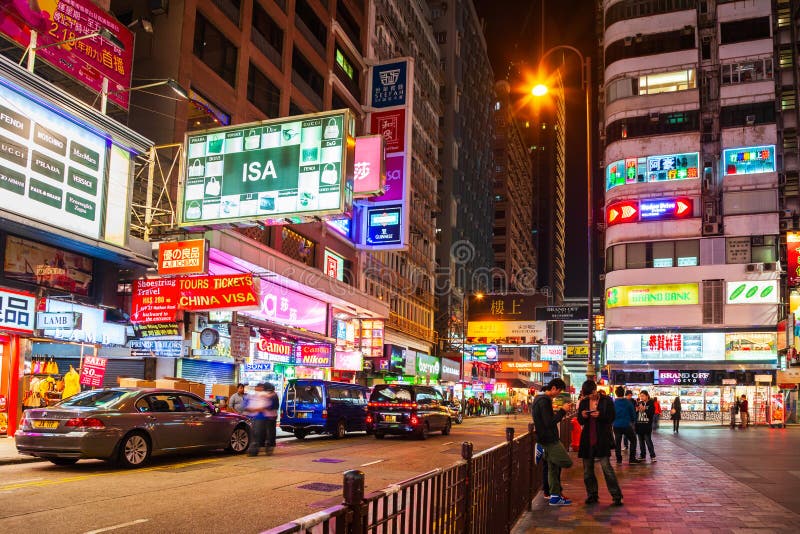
[513,428,800,533]
[0,436,40,466]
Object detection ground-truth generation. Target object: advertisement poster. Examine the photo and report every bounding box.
[726,280,778,304]
[789,232,800,287]
[181,111,351,226]
[0,80,107,239]
[0,0,134,109]
[4,236,93,295]
[0,287,35,334]
[771,393,784,426]
[79,356,107,387]
[725,332,777,361]
[244,279,328,335]
[131,279,179,324]
[296,344,333,367]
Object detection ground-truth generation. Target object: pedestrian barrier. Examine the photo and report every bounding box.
[262,425,543,534]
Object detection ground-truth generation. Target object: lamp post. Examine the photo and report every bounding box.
[531,45,595,378]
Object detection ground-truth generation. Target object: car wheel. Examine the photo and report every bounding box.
[419,422,430,440]
[48,458,79,466]
[294,429,307,440]
[118,431,151,468]
[334,420,347,439]
[442,419,452,436]
[375,432,385,439]
[227,425,250,454]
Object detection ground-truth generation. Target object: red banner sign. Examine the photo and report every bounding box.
[131,279,179,324]
[158,239,208,276]
[789,232,800,287]
[79,356,107,387]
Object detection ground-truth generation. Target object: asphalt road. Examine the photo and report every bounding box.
[0,414,534,534]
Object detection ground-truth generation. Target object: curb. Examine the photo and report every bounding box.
[0,455,45,466]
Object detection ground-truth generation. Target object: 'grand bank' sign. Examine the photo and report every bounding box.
[606,283,699,309]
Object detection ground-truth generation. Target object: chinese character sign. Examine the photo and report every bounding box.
[158,239,208,276]
[0,287,35,334]
[789,232,800,287]
[0,0,134,109]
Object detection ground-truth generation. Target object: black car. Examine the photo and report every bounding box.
[366,384,452,439]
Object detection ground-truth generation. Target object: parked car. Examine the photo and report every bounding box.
[366,384,452,439]
[444,400,464,424]
[280,379,370,439]
[15,388,251,468]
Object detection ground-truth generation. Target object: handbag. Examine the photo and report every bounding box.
[188,159,205,177]
[323,118,340,139]
[320,163,339,185]
[245,129,260,150]
[205,176,220,196]
[670,408,676,415]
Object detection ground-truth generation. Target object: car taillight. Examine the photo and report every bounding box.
[366,415,373,424]
[410,415,419,426]
[65,418,105,429]
[322,409,328,419]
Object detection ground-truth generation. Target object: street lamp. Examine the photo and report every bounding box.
[531,45,596,378]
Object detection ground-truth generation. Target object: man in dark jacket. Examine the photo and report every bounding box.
[532,378,574,506]
[613,386,641,464]
[577,380,623,505]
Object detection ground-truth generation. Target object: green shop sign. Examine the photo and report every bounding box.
[180,110,354,226]
[415,354,441,381]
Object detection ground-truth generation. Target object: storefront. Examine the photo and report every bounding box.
[0,286,36,436]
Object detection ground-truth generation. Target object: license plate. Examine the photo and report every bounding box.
[297,412,310,419]
[384,415,397,423]
[32,420,59,429]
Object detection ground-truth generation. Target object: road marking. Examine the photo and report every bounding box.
[442,441,454,446]
[83,519,149,533]
[0,458,219,492]
[360,459,384,467]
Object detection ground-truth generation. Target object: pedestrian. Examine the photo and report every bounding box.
[577,380,624,506]
[532,378,574,506]
[730,397,739,429]
[612,386,641,464]
[670,396,682,433]
[740,395,749,428]
[635,390,657,462]
[623,389,635,450]
[652,396,662,430]
[262,382,280,454]
[246,383,270,456]
[228,383,246,414]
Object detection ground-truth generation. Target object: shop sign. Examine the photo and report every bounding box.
[364,205,403,246]
[359,319,384,358]
[369,108,406,153]
[0,287,35,334]
[726,236,751,264]
[536,305,588,321]
[323,249,345,281]
[726,280,778,304]
[403,349,417,375]
[370,60,409,108]
[131,279,179,324]
[494,383,508,395]
[755,374,773,383]
[500,361,549,373]
[467,321,546,340]
[639,197,693,221]
[0,81,109,240]
[386,344,405,373]
[79,356,107,388]
[594,315,605,331]
[722,378,737,385]
[440,358,461,382]
[256,337,294,363]
[353,135,385,196]
[42,299,126,345]
[370,153,404,202]
[605,283,699,308]
[296,344,333,367]
[244,362,273,372]
[657,370,712,386]
[334,350,363,371]
[247,279,328,335]
[566,345,589,357]
[4,236,93,296]
[606,152,699,191]
[606,200,638,226]
[158,239,208,276]
[229,324,251,363]
[132,323,180,338]
[416,354,441,381]
[181,110,352,226]
[539,345,564,361]
[606,332,725,361]
[471,344,498,362]
[789,232,800,287]
[128,339,183,358]
[36,311,81,330]
[468,294,543,322]
[723,145,775,176]
[178,274,259,312]
[724,332,777,361]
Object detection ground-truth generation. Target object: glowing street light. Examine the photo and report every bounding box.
[531,84,548,97]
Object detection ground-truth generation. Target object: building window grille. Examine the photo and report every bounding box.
[702,279,724,325]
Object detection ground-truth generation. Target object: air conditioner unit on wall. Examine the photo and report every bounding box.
[703,222,720,234]
[745,263,762,273]
[762,262,780,272]
[745,115,756,125]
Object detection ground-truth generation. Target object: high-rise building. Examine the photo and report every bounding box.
[600,0,781,423]
[429,0,495,353]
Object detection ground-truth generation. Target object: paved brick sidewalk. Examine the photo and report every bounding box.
[513,434,800,533]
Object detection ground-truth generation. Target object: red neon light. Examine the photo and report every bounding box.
[675,199,692,217]
[606,200,639,226]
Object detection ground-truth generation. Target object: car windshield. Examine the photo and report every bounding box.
[371,385,414,403]
[288,384,323,403]
[59,389,131,408]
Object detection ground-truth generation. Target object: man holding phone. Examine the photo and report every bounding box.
[532,378,574,506]
[578,381,623,505]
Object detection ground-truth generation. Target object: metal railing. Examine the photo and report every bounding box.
[263,425,542,534]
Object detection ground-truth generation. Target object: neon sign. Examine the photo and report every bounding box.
[607,200,639,226]
[606,152,699,190]
[639,197,693,220]
[723,145,775,175]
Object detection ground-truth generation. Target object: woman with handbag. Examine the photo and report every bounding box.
[670,396,682,434]
[635,391,657,462]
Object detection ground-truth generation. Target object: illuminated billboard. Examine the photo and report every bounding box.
[606,283,699,308]
[606,152,699,190]
[606,200,638,226]
[723,146,775,176]
[726,280,778,304]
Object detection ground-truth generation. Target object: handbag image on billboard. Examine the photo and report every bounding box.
[205,176,220,196]
[323,118,340,139]
[185,201,202,220]
[320,163,338,185]
[245,129,260,150]
[188,159,205,177]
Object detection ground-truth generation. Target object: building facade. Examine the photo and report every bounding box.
[600,0,782,423]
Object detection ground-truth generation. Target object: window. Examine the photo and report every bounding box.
[435,31,447,44]
[179,395,211,413]
[193,14,238,87]
[252,2,284,67]
[214,0,241,26]
[295,0,327,49]
[607,240,699,272]
[142,394,182,412]
[335,47,354,80]
[605,0,696,29]
[676,240,699,266]
[721,58,773,85]
[605,111,699,144]
[292,47,324,101]
[606,77,637,103]
[247,64,281,117]
[605,29,695,68]
[626,242,647,269]
[62,390,132,408]
[638,69,695,95]
[335,0,361,50]
[288,384,323,403]
[751,235,778,263]
[720,17,770,44]
[652,241,674,267]
[702,279,724,324]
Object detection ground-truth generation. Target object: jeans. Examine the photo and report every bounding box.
[249,418,266,455]
[543,441,573,497]
[637,429,655,459]
[613,426,637,462]
[542,461,550,496]
[583,457,623,500]
[265,418,277,447]
[741,412,749,428]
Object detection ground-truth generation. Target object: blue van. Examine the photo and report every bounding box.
[280,379,370,439]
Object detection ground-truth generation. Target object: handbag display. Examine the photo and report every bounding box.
[205,176,220,196]
[188,159,205,177]
[320,163,338,185]
[323,118,340,139]
[245,129,260,150]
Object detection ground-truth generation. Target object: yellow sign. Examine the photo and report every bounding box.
[605,283,699,309]
[467,321,546,339]
[594,315,605,331]
[566,345,589,356]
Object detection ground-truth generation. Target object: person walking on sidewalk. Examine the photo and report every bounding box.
[670,396,682,433]
[613,386,640,464]
[577,380,624,506]
[623,390,636,450]
[635,390,657,462]
[246,383,270,457]
[262,383,280,454]
[739,395,749,429]
[532,378,574,506]
[652,396,662,430]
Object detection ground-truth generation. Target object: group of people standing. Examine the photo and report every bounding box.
[463,395,495,416]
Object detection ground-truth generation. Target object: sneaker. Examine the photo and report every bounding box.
[612,498,623,506]
[651,457,657,463]
[535,443,544,465]
[629,458,643,464]
[549,495,572,506]
[585,495,598,505]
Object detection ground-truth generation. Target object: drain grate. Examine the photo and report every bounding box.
[298,482,343,492]
[313,458,345,463]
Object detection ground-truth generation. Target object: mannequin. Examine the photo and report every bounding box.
[62,365,81,399]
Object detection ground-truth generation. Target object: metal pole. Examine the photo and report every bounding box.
[585,57,595,379]
[26,31,37,73]
[144,146,157,241]
[100,77,109,114]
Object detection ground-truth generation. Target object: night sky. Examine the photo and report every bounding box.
[474,0,598,298]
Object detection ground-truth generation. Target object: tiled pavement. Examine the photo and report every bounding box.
[513,430,800,533]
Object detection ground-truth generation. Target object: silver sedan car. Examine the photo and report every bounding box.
[16,388,251,467]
